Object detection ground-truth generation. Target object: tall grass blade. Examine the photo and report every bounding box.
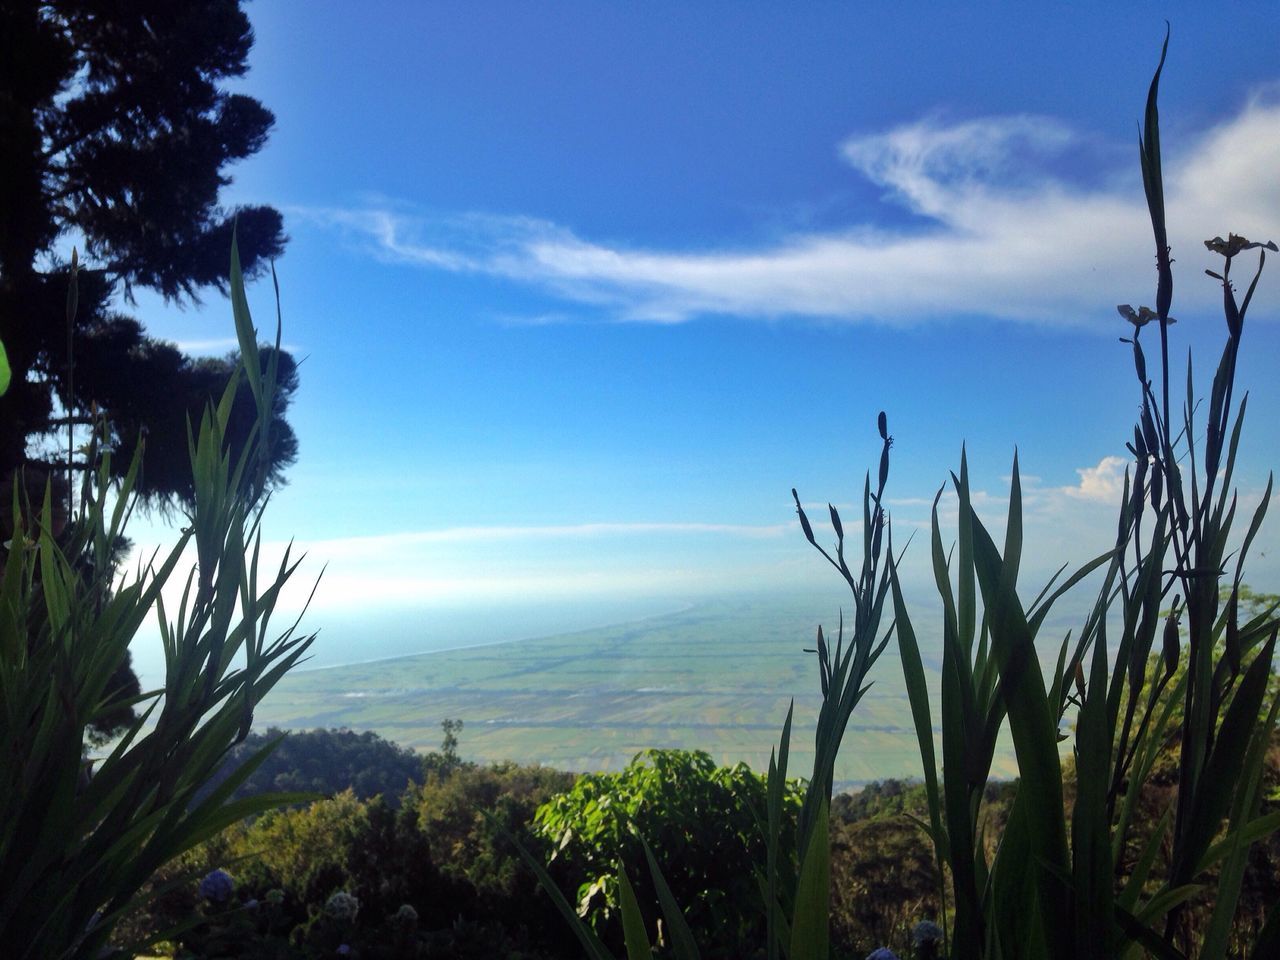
[618,861,653,960]
[969,509,1070,960]
[789,797,829,960]
[641,834,702,960]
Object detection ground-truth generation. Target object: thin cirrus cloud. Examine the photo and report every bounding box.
[298,520,794,558]
[295,94,1280,327]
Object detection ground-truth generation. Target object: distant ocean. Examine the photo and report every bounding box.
[128,593,692,690]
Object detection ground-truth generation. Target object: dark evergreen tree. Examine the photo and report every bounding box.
[0,0,297,508]
[0,0,298,743]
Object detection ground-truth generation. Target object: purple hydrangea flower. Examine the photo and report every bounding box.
[337,946,351,957]
[912,920,943,945]
[198,869,235,903]
[866,950,899,960]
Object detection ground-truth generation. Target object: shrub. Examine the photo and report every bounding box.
[534,748,802,957]
[412,760,575,899]
[198,727,427,807]
[829,814,938,957]
[154,764,581,959]
[0,238,314,959]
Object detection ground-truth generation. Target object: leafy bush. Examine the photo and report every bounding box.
[831,779,931,825]
[412,761,575,899]
[199,727,427,808]
[830,815,939,957]
[534,748,801,957]
[143,762,581,959]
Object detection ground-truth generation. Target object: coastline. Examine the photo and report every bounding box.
[289,598,699,675]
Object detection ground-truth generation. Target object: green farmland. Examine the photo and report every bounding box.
[255,597,1020,787]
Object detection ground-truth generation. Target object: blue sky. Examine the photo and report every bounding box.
[127,3,1280,670]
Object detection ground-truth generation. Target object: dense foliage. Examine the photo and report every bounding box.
[135,748,966,959]
[533,749,802,957]
[411,760,575,900]
[199,728,428,808]
[838,37,1280,960]
[0,0,297,506]
[146,767,581,960]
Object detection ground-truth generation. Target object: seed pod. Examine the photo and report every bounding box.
[66,247,79,325]
[792,489,816,546]
[1156,259,1172,323]
[1073,661,1087,702]
[829,503,843,542]
[878,411,888,440]
[1129,459,1147,530]
[871,507,884,563]
[1161,603,1181,682]
[1140,403,1158,456]
[1132,338,1147,384]
[878,444,890,493]
[1224,282,1241,340]
[817,625,829,696]
[1129,623,1147,691]
[1150,462,1163,512]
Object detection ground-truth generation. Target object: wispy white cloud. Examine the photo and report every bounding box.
[295,94,1280,327]
[171,337,305,356]
[172,337,242,355]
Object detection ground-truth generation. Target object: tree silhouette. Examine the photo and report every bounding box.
[0,1,299,743]
[0,0,297,508]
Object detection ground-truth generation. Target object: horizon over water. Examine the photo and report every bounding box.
[131,584,1092,785]
[128,592,717,691]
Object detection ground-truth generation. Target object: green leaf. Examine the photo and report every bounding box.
[618,861,653,960]
[1003,451,1023,591]
[889,555,945,862]
[988,794,1038,958]
[1071,620,1114,955]
[1174,636,1275,885]
[1115,904,1188,960]
[1196,809,1280,877]
[0,336,10,396]
[1199,689,1280,960]
[969,508,1071,960]
[1135,883,1203,929]
[640,834,701,960]
[1119,808,1171,914]
[496,814,616,960]
[789,797,829,960]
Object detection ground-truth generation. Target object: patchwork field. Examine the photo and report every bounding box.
[255,596,1022,788]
